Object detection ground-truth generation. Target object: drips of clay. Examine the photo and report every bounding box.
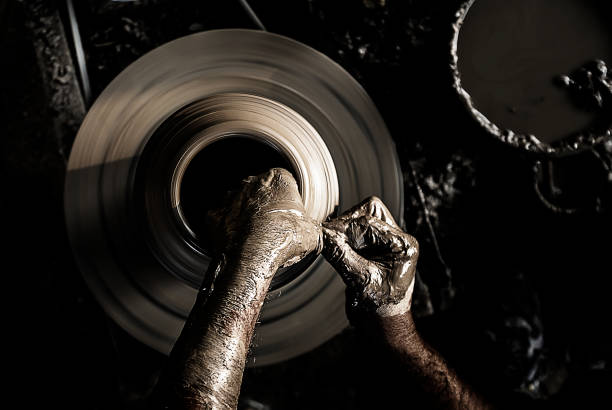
[322,196,419,317]
[557,59,612,112]
[457,0,612,143]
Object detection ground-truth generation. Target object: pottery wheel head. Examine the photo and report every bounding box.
[65,29,403,366]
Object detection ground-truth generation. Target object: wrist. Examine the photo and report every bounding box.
[374,310,421,351]
[375,295,412,317]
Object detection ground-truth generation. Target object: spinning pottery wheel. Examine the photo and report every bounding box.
[65,29,403,366]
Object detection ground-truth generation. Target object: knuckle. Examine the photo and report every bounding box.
[366,195,383,205]
[272,167,292,178]
[261,169,277,186]
[399,233,419,257]
[362,214,378,227]
[364,195,383,214]
[410,236,420,257]
[270,167,296,186]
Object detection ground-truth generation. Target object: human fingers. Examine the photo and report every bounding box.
[337,196,399,228]
[322,225,381,290]
[343,215,418,258]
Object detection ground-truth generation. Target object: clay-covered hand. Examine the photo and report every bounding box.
[208,167,323,277]
[322,196,419,317]
[160,168,322,410]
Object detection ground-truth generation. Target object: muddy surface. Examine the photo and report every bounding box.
[557,59,612,112]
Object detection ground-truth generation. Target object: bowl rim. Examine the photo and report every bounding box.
[450,0,612,157]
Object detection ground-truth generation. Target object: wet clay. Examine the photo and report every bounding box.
[322,196,419,317]
[180,136,295,251]
[205,168,322,269]
[557,59,612,112]
[457,0,612,144]
[323,197,491,408]
[157,168,322,409]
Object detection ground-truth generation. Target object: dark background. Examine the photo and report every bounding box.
[2,0,611,408]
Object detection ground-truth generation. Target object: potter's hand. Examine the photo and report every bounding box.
[322,198,491,410]
[157,169,322,410]
[322,196,418,317]
[209,167,323,276]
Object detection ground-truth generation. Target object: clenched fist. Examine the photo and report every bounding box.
[208,167,323,277]
[322,196,419,317]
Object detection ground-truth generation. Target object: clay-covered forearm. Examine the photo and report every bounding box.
[375,311,491,410]
[157,255,276,409]
[154,168,320,409]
